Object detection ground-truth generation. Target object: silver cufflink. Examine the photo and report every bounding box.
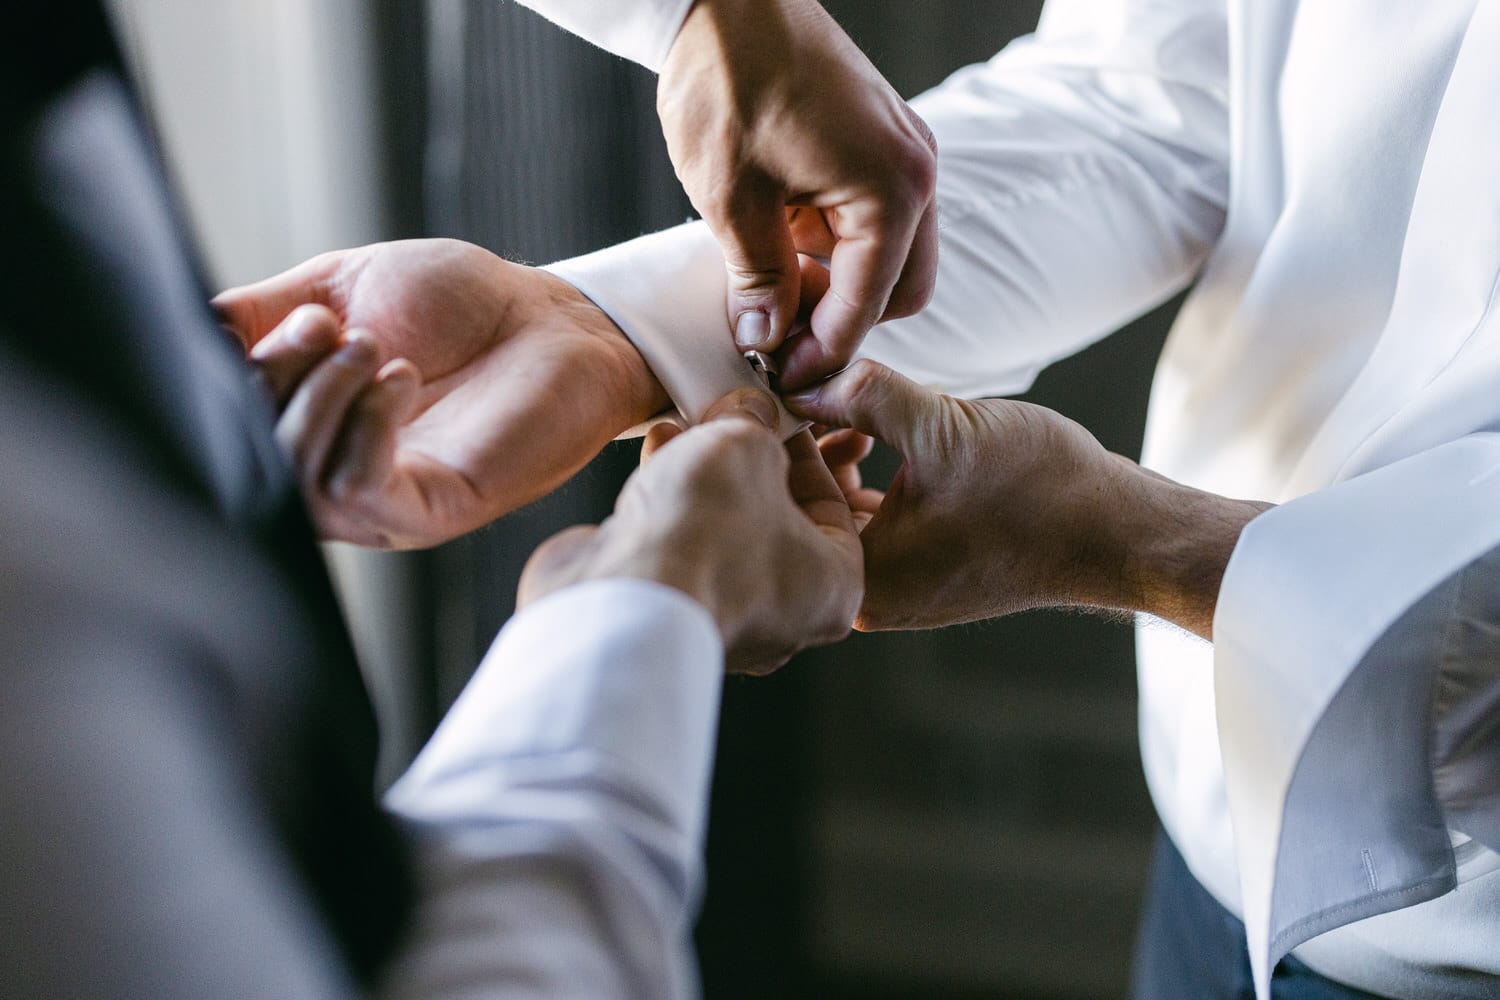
[744,350,778,390]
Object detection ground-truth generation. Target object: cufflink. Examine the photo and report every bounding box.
[743,350,778,391]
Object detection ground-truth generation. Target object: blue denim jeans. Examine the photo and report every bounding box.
[1130,829,1390,1000]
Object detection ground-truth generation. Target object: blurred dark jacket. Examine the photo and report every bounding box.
[0,2,411,994]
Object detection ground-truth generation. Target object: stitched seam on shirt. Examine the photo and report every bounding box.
[1331,264,1500,484]
[1361,849,1380,893]
[1269,873,1455,958]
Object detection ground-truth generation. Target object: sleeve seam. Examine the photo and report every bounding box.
[1424,564,1469,819]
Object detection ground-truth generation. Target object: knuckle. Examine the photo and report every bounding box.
[884,269,937,321]
[810,600,856,645]
[843,358,889,400]
[905,104,940,159]
[902,144,938,203]
[897,111,940,193]
[820,622,854,647]
[536,524,598,561]
[288,301,334,327]
[323,473,368,507]
[725,260,795,296]
[308,248,345,274]
[322,475,352,505]
[873,144,937,224]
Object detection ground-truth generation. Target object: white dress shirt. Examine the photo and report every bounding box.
[544,1,1500,997]
[379,579,723,1000]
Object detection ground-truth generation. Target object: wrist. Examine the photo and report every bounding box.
[538,271,671,432]
[1106,459,1272,639]
[660,0,808,113]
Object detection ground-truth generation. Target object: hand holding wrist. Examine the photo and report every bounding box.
[520,389,863,675]
[523,269,671,433]
[788,360,1271,638]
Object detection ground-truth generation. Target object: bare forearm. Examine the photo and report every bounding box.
[791,367,1268,638]
[1102,456,1273,640]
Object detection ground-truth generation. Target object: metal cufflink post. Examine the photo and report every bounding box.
[743,350,778,392]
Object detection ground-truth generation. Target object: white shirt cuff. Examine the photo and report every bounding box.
[545,223,809,441]
[511,0,696,72]
[1213,433,1500,1000]
[387,577,724,846]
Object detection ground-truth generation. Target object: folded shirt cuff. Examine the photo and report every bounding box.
[513,0,696,72]
[1213,433,1500,1000]
[545,222,809,441]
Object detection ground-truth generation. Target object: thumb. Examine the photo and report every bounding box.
[517,525,600,608]
[212,252,342,350]
[700,386,779,430]
[704,186,800,354]
[783,359,941,455]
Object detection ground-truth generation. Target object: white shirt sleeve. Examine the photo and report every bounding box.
[509,0,694,71]
[1212,433,1500,1000]
[547,0,1230,408]
[375,578,724,1000]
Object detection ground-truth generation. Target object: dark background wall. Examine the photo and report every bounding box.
[390,3,1176,997]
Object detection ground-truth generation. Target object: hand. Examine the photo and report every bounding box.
[657,0,939,389]
[788,361,1272,638]
[214,239,668,548]
[519,389,863,674]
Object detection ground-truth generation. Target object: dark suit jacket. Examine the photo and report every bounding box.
[0,2,411,994]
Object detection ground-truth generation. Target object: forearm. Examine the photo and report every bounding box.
[1102,457,1273,639]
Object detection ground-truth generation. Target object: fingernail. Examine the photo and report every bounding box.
[786,384,822,408]
[736,391,778,429]
[338,333,376,364]
[378,359,419,386]
[708,388,778,429]
[288,322,330,351]
[735,310,770,350]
